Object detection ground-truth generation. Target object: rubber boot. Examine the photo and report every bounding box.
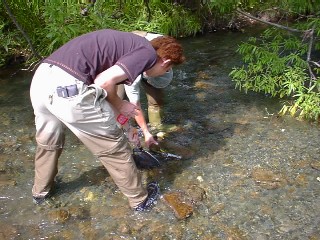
[148,106,162,128]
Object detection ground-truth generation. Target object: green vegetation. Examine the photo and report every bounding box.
[230,4,320,121]
[0,0,204,66]
[0,0,259,66]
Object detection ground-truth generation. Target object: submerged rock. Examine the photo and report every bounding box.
[162,191,193,220]
[0,223,19,239]
[251,168,287,189]
[310,161,320,170]
[0,174,16,187]
[47,209,70,223]
[185,184,206,203]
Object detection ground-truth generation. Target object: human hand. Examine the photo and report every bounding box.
[119,100,138,119]
[143,131,158,148]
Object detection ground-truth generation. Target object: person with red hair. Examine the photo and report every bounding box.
[117,31,185,148]
[30,29,185,211]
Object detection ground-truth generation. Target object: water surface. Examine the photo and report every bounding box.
[0,28,319,239]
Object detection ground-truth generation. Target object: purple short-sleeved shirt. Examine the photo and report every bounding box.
[42,29,157,85]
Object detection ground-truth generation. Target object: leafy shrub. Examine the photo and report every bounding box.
[230,23,320,121]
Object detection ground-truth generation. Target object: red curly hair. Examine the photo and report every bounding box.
[150,36,185,65]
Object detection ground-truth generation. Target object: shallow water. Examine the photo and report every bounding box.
[1,28,320,240]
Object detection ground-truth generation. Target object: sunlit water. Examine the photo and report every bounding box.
[1,27,319,240]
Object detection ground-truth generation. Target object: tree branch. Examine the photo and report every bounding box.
[306,26,316,83]
[144,0,151,22]
[236,8,304,33]
[2,0,42,61]
[237,8,319,85]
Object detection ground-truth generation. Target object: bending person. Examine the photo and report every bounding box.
[118,31,177,147]
[30,29,185,211]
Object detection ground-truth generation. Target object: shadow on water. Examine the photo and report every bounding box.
[1,27,320,239]
[54,166,109,197]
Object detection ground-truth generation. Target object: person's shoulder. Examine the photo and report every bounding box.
[92,29,134,37]
[132,30,148,37]
[132,30,163,41]
[145,33,163,41]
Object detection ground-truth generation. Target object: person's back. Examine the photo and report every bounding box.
[43,29,157,85]
[30,28,185,211]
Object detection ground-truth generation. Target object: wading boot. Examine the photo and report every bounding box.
[134,182,160,211]
[148,106,163,129]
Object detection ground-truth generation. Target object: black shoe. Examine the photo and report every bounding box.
[33,194,50,205]
[134,181,160,211]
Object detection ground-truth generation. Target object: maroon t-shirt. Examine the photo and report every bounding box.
[42,29,157,85]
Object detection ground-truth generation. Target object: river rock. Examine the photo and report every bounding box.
[0,174,16,187]
[251,168,287,189]
[47,209,70,223]
[162,191,193,220]
[0,223,19,239]
[68,205,90,220]
[185,184,206,203]
[310,161,320,170]
[157,139,196,159]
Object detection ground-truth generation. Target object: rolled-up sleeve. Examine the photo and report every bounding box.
[124,75,141,103]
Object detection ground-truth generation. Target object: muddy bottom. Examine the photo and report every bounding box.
[0,28,319,240]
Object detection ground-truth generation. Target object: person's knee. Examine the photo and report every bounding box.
[36,131,65,150]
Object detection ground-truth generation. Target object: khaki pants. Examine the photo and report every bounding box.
[30,63,147,208]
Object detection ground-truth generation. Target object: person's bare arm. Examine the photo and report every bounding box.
[94,65,137,118]
[134,102,158,147]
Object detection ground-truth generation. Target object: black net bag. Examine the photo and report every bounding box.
[132,147,161,169]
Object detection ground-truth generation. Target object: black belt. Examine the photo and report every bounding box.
[57,84,78,98]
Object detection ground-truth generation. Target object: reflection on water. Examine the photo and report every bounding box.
[1,28,320,239]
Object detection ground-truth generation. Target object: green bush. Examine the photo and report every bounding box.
[230,22,320,121]
[0,0,202,66]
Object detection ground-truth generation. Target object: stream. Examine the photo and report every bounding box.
[0,27,319,240]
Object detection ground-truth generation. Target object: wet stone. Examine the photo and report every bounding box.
[185,184,206,203]
[310,161,320,170]
[47,208,71,223]
[109,205,130,218]
[0,174,17,186]
[162,191,193,220]
[210,203,225,215]
[0,223,19,239]
[68,205,90,220]
[251,168,287,189]
[78,221,98,240]
[117,222,131,234]
[158,138,196,159]
[294,173,308,186]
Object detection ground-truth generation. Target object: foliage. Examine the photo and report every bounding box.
[0,0,203,66]
[2,0,320,122]
[37,1,90,56]
[0,21,22,66]
[230,22,320,121]
[0,0,268,66]
[141,3,201,36]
